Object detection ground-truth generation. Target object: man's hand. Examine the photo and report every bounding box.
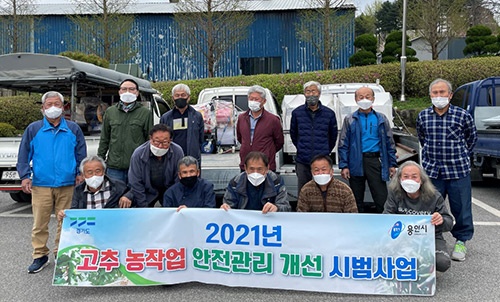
[220,204,231,211]
[389,167,397,178]
[21,178,32,194]
[57,209,66,221]
[177,205,187,212]
[431,212,443,226]
[341,168,350,180]
[75,175,85,185]
[262,202,278,214]
[118,196,132,208]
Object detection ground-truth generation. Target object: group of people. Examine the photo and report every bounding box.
[17,78,477,279]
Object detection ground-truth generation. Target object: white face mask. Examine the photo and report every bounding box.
[248,100,261,112]
[247,172,266,186]
[85,175,104,189]
[150,143,168,157]
[431,97,449,109]
[120,92,137,104]
[400,179,421,194]
[357,99,373,110]
[44,106,63,119]
[313,173,332,186]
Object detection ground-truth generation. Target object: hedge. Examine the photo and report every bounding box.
[153,56,500,106]
[0,95,43,134]
[1,56,499,135]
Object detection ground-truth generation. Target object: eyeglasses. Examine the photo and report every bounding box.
[151,139,171,147]
[119,87,137,92]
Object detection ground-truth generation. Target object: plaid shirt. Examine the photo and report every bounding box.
[84,180,112,209]
[417,105,477,180]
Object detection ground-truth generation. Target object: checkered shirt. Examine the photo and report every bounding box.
[84,179,112,209]
[416,105,477,180]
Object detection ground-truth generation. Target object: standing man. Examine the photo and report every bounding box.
[98,79,152,182]
[163,156,215,210]
[417,78,477,262]
[126,124,184,208]
[17,91,87,273]
[297,155,358,213]
[338,87,397,213]
[160,83,204,164]
[290,81,338,193]
[221,151,291,213]
[236,85,284,172]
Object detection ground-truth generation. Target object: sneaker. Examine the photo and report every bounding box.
[451,240,467,261]
[28,255,49,274]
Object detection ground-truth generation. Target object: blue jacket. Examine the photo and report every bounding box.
[222,171,291,212]
[17,117,87,187]
[338,110,397,181]
[160,105,204,163]
[290,101,338,165]
[163,178,215,208]
[126,141,184,207]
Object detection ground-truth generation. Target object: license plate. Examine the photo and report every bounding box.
[2,171,20,180]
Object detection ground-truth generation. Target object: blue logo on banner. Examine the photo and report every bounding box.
[390,221,404,239]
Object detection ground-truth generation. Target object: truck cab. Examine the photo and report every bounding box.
[0,53,170,202]
[451,76,500,180]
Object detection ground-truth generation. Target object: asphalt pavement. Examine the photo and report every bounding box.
[1,178,499,302]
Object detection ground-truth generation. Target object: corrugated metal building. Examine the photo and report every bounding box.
[0,0,356,81]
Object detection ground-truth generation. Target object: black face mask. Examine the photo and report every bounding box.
[180,175,198,188]
[174,98,188,109]
[305,95,319,107]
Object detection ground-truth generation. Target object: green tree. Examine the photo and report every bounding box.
[463,25,500,56]
[0,0,40,53]
[68,0,137,63]
[381,31,417,63]
[355,13,376,37]
[354,33,378,53]
[375,1,401,37]
[59,51,110,68]
[174,0,254,78]
[295,0,353,70]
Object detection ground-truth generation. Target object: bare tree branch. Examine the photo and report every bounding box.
[295,0,351,70]
[68,0,136,63]
[0,0,39,53]
[173,0,254,77]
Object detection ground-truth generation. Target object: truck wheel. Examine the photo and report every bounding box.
[10,192,32,203]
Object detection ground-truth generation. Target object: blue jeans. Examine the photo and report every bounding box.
[432,175,473,242]
[106,168,128,183]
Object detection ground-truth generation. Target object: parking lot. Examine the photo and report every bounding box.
[1,178,499,301]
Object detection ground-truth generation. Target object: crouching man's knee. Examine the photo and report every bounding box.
[436,249,451,272]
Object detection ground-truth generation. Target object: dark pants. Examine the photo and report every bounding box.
[432,175,473,242]
[436,237,451,272]
[106,167,128,183]
[296,162,312,195]
[349,155,388,213]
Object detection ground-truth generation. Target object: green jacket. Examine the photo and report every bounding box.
[98,102,152,170]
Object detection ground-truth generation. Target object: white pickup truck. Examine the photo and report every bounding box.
[0,53,169,202]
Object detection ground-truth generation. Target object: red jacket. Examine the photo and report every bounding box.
[236,110,284,170]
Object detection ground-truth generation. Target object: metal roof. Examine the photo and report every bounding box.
[3,0,356,16]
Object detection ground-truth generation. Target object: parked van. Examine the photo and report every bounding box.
[0,53,169,202]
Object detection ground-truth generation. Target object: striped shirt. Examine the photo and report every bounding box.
[416,105,477,180]
[84,180,112,209]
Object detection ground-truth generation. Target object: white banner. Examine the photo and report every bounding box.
[54,208,435,296]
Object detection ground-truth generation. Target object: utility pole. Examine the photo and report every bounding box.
[400,0,407,102]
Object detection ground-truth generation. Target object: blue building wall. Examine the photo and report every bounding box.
[1,11,355,81]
